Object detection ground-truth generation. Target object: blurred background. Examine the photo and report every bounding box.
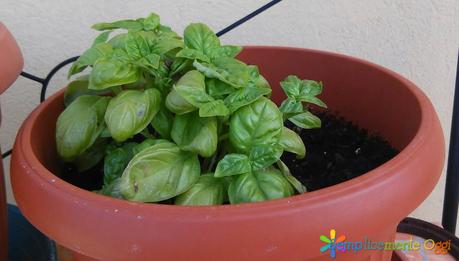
[1,0,458,230]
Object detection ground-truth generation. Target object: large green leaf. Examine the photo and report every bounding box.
[249,143,283,170]
[68,43,113,78]
[175,174,226,206]
[214,154,251,178]
[100,177,124,199]
[63,75,111,107]
[193,57,250,88]
[198,100,229,117]
[206,78,236,98]
[228,169,294,204]
[105,89,161,142]
[224,87,271,113]
[289,111,321,129]
[183,23,220,54]
[173,70,213,107]
[279,127,306,158]
[124,31,151,61]
[142,13,160,31]
[176,48,210,63]
[171,111,218,157]
[279,98,303,119]
[88,56,140,90]
[74,138,109,172]
[151,35,184,57]
[229,97,283,153]
[132,138,169,155]
[165,89,196,115]
[207,45,242,59]
[108,33,129,49]
[151,106,174,139]
[120,142,200,202]
[56,95,110,161]
[103,142,138,186]
[92,19,144,31]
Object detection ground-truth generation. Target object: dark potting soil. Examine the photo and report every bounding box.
[282,113,398,191]
[61,113,398,195]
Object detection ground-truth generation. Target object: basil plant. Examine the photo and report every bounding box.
[56,12,326,206]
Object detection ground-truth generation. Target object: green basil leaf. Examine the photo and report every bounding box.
[100,177,123,199]
[183,23,220,54]
[175,174,226,206]
[289,111,321,129]
[174,70,214,107]
[206,78,236,98]
[224,87,271,113]
[176,48,210,63]
[298,79,323,96]
[107,33,129,49]
[151,36,184,56]
[229,97,283,153]
[214,154,251,178]
[207,45,242,59]
[68,43,113,78]
[254,74,271,90]
[298,95,327,108]
[132,139,170,155]
[199,100,229,117]
[165,89,196,115]
[170,58,193,77]
[92,19,143,31]
[56,95,110,161]
[228,169,294,204]
[120,142,200,202]
[64,75,111,107]
[88,57,140,90]
[279,98,303,118]
[193,57,250,88]
[142,13,160,31]
[151,106,174,139]
[277,160,307,193]
[92,31,111,46]
[100,127,111,138]
[104,142,138,185]
[280,75,303,99]
[249,143,283,170]
[110,48,131,62]
[279,127,306,158]
[137,31,158,46]
[171,111,217,157]
[125,32,151,61]
[74,138,108,172]
[136,53,161,72]
[280,76,326,107]
[105,89,161,142]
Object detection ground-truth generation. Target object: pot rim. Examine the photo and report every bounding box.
[15,46,439,215]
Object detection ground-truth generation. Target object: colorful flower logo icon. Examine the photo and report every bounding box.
[320,229,346,259]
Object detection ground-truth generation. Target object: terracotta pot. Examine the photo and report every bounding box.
[0,21,23,261]
[11,46,444,261]
[0,22,23,94]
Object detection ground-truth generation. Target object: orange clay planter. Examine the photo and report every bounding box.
[11,47,444,261]
[0,22,23,261]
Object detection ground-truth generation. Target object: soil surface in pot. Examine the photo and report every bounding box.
[61,113,398,196]
[282,113,398,191]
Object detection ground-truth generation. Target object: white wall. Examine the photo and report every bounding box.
[1,0,458,229]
